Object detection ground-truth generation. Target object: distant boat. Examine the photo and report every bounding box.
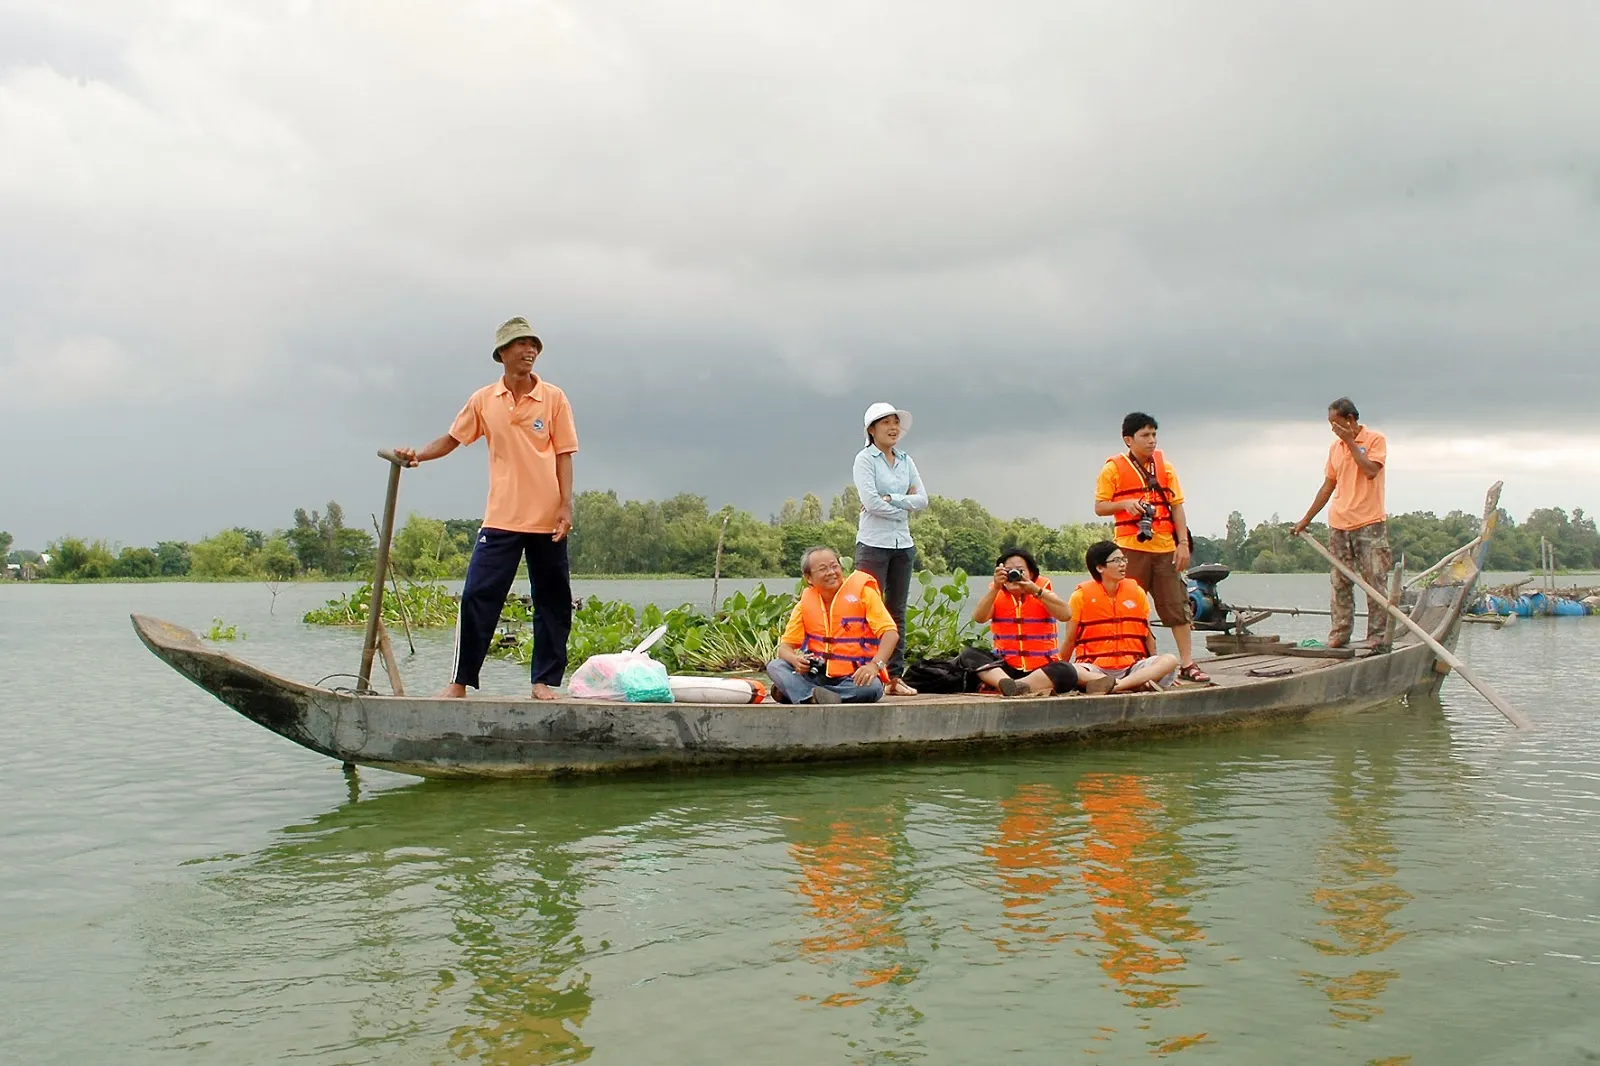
[132,492,1504,780]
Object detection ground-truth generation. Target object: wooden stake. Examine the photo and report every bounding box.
[372,513,416,655]
[711,509,731,611]
[375,618,406,696]
[1383,563,1403,649]
[1298,531,1531,730]
[359,450,404,693]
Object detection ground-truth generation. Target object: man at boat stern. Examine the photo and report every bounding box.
[1292,397,1391,648]
[768,547,896,705]
[393,317,578,700]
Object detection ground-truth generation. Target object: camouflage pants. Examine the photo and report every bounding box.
[1329,521,1393,646]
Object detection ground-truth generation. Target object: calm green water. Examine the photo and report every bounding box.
[2,577,1597,1064]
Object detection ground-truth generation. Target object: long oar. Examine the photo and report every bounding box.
[357,450,405,693]
[1297,531,1531,730]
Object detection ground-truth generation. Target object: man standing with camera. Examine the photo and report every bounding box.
[1092,412,1210,683]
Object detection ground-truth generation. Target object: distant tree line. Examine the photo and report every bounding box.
[9,495,1597,582]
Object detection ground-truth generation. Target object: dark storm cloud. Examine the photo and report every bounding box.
[2,0,1599,546]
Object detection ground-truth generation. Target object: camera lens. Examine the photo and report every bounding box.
[1006,568,1024,582]
[1137,513,1155,542]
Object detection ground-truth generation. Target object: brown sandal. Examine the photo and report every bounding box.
[1178,663,1212,684]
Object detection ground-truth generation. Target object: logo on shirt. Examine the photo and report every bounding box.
[844,594,860,603]
[530,418,546,433]
[1122,599,1138,609]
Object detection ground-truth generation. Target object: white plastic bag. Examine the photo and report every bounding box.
[569,651,674,702]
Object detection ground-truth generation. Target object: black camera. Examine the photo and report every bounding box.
[803,651,828,676]
[1136,511,1155,542]
[1005,567,1025,582]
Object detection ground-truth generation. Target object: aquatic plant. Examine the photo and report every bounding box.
[903,569,990,660]
[203,617,242,641]
[302,580,457,627]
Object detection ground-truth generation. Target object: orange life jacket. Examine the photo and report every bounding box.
[1107,450,1176,543]
[800,569,890,679]
[1071,578,1152,671]
[991,575,1059,671]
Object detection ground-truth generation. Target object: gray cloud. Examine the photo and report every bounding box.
[3,0,1599,547]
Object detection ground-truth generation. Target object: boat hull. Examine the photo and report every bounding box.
[132,613,1449,779]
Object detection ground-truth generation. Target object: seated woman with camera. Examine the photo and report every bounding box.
[969,548,1089,697]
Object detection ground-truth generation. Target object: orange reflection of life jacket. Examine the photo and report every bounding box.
[1108,450,1176,542]
[801,569,889,679]
[991,576,1059,671]
[1072,578,1152,671]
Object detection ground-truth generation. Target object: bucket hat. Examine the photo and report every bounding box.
[863,401,913,439]
[492,317,542,361]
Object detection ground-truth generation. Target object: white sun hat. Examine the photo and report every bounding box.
[863,401,913,438]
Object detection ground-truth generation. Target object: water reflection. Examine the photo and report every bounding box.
[786,802,918,1008]
[984,783,1071,951]
[1073,772,1210,1055]
[1300,744,1413,1027]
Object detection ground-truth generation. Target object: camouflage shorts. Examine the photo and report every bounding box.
[1329,520,1393,646]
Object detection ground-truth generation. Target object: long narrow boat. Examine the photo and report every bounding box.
[132,490,1503,779]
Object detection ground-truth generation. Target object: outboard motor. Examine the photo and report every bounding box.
[1185,563,1234,630]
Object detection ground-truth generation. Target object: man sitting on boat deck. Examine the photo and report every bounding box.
[767,547,896,705]
[968,547,1084,697]
[1060,541,1181,694]
[1291,397,1392,649]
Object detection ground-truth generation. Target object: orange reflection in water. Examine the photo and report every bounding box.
[790,808,914,1006]
[1074,772,1209,1055]
[1300,754,1412,1026]
[985,783,1071,951]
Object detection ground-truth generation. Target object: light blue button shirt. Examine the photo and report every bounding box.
[853,445,929,548]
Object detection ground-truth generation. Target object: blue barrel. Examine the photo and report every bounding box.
[1552,598,1586,617]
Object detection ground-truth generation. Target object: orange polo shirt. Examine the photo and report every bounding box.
[1325,427,1386,531]
[449,376,578,533]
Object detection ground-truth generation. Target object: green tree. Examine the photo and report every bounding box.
[112,546,161,578]
[189,529,256,578]
[47,537,117,578]
[155,541,191,576]
[943,526,997,577]
[333,527,377,577]
[0,531,12,561]
[1225,511,1247,568]
[829,485,861,521]
[258,535,299,580]
[798,493,825,524]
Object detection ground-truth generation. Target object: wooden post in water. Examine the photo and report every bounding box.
[710,509,731,612]
[1298,530,1531,730]
[1383,563,1403,649]
[358,451,405,693]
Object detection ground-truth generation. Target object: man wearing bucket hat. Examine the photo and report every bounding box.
[852,401,928,695]
[393,317,579,700]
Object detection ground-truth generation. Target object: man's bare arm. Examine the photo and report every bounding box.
[1292,478,1338,535]
[393,434,460,467]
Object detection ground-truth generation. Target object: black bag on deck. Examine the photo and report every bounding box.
[901,647,995,694]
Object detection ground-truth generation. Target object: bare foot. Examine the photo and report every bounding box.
[438,683,468,698]
[532,683,560,701]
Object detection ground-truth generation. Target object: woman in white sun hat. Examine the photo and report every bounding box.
[852,402,928,695]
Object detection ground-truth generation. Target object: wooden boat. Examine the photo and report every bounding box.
[131,490,1504,779]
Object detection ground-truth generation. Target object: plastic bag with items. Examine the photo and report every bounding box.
[567,625,675,703]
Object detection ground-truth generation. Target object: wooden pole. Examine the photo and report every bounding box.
[1403,536,1481,589]
[1298,531,1531,730]
[1383,563,1403,650]
[358,451,404,693]
[710,509,731,611]
[375,618,406,695]
[372,513,416,655]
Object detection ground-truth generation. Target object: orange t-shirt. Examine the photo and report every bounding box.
[1095,456,1185,555]
[1325,428,1386,531]
[449,377,579,533]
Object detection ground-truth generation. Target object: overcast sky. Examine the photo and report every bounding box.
[3,0,1598,549]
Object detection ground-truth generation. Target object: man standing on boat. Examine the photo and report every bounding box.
[1093,413,1210,683]
[768,547,896,704]
[1292,397,1391,648]
[393,317,578,700]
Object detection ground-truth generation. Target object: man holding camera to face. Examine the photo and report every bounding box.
[1093,412,1211,684]
[969,548,1086,697]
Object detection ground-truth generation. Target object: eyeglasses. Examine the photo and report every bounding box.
[1106,555,1128,565]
